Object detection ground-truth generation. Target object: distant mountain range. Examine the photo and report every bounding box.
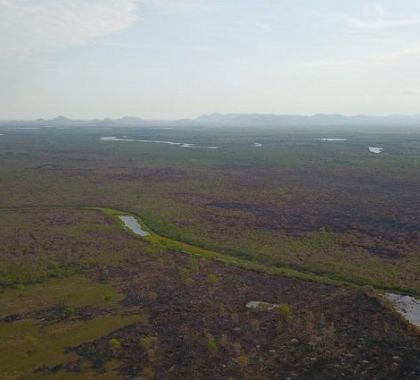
[1,114,420,127]
[194,113,420,127]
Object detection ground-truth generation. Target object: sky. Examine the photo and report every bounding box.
[1,0,420,119]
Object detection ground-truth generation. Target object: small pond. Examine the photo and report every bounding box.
[119,216,150,237]
[369,147,384,154]
[386,293,420,327]
[317,138,348,142]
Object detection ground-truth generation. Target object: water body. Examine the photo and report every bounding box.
[317,138,348,142]
[100,136,135,142]
[100,136,218,149]
[119,216,150,237]
[246,301,279,310]
[16,127,40,130]
[369,147,384,154]
[386,293,420,327]
[254,142,263,147]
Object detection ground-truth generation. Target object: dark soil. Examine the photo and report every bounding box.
[0,305,109,325]
[63,247,420,380]
[204,199,420,260]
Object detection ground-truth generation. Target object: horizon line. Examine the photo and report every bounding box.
[2,112,420,122]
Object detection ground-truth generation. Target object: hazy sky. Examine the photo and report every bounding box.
[1,0,420,119]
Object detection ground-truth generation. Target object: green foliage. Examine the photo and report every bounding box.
[0,208,138,287]
[63,305,75,319]
[140,335,159,351]
[206,334,219,355]
[140,335,159,363]
[24,335,39,350]
[15,283,25,290]
[1,127,420,296]
[256,302,270,311]
[0,256,84,287]
[277,303,291,320]
[0,127,419,379]
[177,266,193,285]
[236,354,249,368]
[187,256,200,273]
[177,257,202,285]
[0,276,123,320]
[207,274,220,287]
[109,338,121,351]
[0,314,144,379]
[218,303,225,316]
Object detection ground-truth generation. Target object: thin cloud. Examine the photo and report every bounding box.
[349,2,420,29]
[343,15,420,30]
[0,0,138,58]
[151,0,207,12]
[404,89,420,96]
[314,2,420,35]
[304,46,420,68]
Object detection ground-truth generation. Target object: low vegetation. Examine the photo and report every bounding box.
[0,125,419,378]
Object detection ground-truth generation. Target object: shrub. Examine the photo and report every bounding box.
[231,313,239,323]
[250,319,260,332]
[177,257,201,285]
[236,354,249,368]
[233,342,242,355]
[256,303,270,311]
[140,335,158,350]
[109,338,121,351]
[63,305,75,319]
[188,256,200,273]
[140,335,159,362]
[219,334,229,348]
[207,274,220,287]
[277,304,291,321]
[218,303,225,316]
[303,311,315,333]
[141,367,155,379]
[324,322,336,341]
[178,266,193,285]
[24,335,38,349]
[206,334,219,355]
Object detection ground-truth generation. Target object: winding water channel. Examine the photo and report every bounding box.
[100,136,218,149]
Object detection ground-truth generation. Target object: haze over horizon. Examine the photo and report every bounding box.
[2,0,420,119]
[3,112,420,123]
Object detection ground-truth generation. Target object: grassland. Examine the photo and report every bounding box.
[0,125,419,378]
[0,125,419,293]
[0,208,419,379]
